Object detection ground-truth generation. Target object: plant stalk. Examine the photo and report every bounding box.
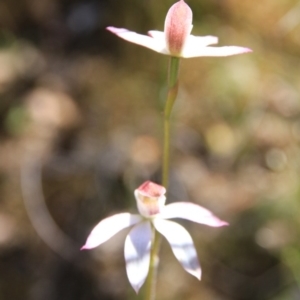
[144,56,180,300]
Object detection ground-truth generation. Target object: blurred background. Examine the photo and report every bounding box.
[0,0,300,299]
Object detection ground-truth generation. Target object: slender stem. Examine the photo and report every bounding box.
[143,223,159,300]
[162,57,180,188]
[144,57,180,300]
[162,117,171,189]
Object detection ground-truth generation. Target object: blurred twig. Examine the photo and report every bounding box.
[21,152,79,261]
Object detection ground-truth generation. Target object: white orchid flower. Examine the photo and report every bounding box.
[81,181,228,293]
[106,0,251,58]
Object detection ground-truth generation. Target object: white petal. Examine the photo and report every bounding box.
[148,30,165,41]
[124,222,152,293]
[161,202,228,227]
[107,27,169,55]
[81,213,142,250]
[153,219,201,280]
[186,34,219,47]
[182,45,252,58]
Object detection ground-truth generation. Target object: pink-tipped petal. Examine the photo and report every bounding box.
[161,202,228,227]
[182,45,252,58]
[81,213,142,250]
[124,222,152,293]
[153,219,201,280]
[106,26,168,54]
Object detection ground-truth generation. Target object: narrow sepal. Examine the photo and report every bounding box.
[106,27,168,54]
[186,35,219,48]
[148,30,165,41]
[124,222,152,293]
[182,45,252,58]
[81,213,142,250]
[153,218,201,280]
[161,202,228,227]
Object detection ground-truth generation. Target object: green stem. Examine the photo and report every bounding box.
[162,57,180,188]
[143,223,159,300]
[144,57,180,300]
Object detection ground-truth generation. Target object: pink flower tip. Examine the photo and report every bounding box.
[106,26,128,34]
[137,181,166,198]
[243,48,253,53]
[164,0,192,55]
[220,221,229,227]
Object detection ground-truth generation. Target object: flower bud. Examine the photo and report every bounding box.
[134,181,166,217]
[164,0,193,56]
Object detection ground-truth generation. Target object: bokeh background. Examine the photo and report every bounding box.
[0,0,300,299]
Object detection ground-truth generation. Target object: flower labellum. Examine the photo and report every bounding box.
[106,0,252,58]
[81,181,228,293]
[134,180,166,217]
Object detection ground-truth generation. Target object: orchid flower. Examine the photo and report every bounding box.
[81,181,228,293]
[106,0,252,58]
